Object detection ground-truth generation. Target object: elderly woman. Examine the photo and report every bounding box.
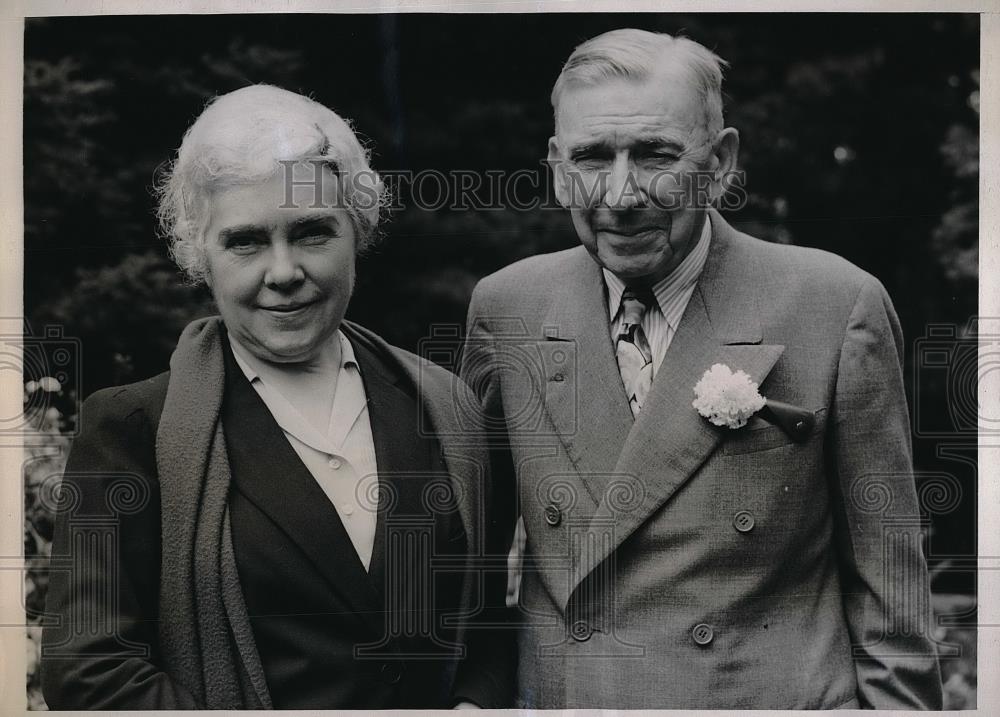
[41,85,510,710]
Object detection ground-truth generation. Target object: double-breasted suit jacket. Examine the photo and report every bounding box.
[462,209,943,709]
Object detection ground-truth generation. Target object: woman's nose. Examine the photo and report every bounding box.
[263,242,305,289]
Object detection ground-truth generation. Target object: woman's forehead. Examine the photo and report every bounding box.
[208,166,347,217]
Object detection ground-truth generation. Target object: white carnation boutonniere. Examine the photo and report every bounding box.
[692,363,817,441]
[692,363,766,429]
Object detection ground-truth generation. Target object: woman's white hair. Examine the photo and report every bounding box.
[155,84,387,284]
[551,29,729,141]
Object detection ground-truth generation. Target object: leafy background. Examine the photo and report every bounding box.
[22,13,978,709]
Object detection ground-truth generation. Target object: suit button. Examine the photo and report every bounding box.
[692,623,714,646]
[570,620,592,641]
[379,662,403,685]
[733,510,755,533]
[544,504,562,527]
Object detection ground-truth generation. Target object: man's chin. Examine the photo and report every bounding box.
[598,256,673,284]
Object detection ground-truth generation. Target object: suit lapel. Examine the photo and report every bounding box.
[571,211,786,592]
[539,249,635,507]
[220,340,385,636]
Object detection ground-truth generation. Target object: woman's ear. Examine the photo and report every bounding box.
[201,249,213,290]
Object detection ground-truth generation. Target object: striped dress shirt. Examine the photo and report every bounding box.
[603,216,712,377]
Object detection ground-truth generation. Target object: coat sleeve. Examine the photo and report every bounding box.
[449,281,519,708]
[40,386,200,710]
[828,277,944,709]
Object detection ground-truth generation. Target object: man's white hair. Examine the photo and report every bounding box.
[551,29,729,140]
[156,84,386,284]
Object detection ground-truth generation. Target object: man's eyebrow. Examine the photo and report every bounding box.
[634,138,685,152]
[568,137,687,158]
[568,142,612,158]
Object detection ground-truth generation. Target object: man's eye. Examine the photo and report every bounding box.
[639,153,679,166]
[571,156,610,171]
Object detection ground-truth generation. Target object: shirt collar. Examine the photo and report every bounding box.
[229,330,365,455]
[604,213,712,328]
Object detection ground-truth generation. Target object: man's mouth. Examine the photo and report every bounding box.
[597,226,661,237]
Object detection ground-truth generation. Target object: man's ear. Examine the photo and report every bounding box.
[547,136,570,208]
[709,127,740,203]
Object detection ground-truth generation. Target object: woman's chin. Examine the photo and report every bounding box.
[235,332,328,366]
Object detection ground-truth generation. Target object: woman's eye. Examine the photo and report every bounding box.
[298,232,333,244]
[225,236,262,252]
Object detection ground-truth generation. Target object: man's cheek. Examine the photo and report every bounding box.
[562,170,608,208]
[651,168,706,211]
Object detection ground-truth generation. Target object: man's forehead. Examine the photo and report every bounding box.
[556,88,701,143]
[555,63,701,128]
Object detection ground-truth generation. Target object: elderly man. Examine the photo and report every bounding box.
[462,29,943,709]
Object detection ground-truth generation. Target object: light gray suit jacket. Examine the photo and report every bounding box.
[462,210,943,709]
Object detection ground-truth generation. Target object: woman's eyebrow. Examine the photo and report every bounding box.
[217,225,266,241]
[289,214,342,232]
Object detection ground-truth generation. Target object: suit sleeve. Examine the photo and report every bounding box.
[450,282,519,708]
[40,387,200,710]
[828,278,944,709]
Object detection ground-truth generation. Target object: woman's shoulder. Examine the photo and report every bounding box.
[341,321,464,391]
[80,370,172,431]
[64,372,170,486]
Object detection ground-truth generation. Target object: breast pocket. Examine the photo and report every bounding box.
[721,407,826,456]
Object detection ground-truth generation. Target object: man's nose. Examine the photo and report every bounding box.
[603,153,643,209]
[264,241,305,289]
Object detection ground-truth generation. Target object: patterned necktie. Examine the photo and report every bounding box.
[615,287,655,417]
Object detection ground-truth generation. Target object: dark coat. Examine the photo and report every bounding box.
[41,318,514,709]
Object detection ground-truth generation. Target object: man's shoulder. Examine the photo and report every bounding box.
[472,246,590,301]
[728,224,880,296]
[480,246,590,286]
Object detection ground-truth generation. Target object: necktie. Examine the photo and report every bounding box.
[615,287,655,416]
